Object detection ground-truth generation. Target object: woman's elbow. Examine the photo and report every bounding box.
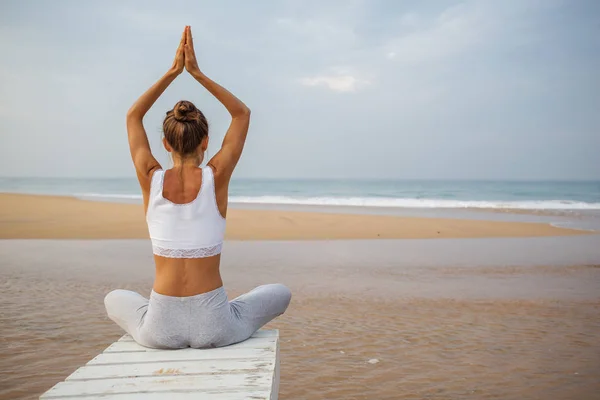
[233,106,251,119]
[126,107,143,121]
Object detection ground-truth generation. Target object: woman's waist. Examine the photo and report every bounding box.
[153,256,223,297]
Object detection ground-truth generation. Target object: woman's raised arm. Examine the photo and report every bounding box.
[126,29,186,185]
[183,26,251,181]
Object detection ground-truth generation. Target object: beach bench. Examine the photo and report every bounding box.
[40,329,280,400]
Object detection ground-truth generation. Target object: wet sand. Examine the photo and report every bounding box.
[2,239,600,400]
[0,193,590,240]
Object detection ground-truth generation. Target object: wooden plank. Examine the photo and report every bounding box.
[271,339,281,400]
[67,358,275,381]
[88,346,275,365]
[105,336,276,353]
[41,374,272,398]
[42,391,273,400]
[40,329,280,400]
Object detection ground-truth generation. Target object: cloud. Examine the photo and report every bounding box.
[300,71,369,92]
[286,2,495,95]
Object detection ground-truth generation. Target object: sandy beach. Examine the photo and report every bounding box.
[1,194,599,400]
[0,193,589,240]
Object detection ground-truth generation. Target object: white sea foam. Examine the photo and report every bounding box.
[229,196,600,210]
[72,193,600,210]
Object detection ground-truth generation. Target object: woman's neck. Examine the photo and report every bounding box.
[172,155,202,169]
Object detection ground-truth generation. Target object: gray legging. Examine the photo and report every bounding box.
[104,284,291,349]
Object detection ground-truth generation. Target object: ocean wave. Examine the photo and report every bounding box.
[72,193,600,210]
[229,196,600,210]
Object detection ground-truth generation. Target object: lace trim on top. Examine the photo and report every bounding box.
[152,243,222,259]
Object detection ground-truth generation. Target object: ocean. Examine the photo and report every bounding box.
[1,177,599,210]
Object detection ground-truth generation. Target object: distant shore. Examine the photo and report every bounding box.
[0,193,590,240]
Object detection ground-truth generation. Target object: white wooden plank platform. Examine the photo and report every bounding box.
[40,329,280,400]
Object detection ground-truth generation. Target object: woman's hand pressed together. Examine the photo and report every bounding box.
[183,26,201,75]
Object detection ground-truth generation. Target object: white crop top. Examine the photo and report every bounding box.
[146,167,226,258]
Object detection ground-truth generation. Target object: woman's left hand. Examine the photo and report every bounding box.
[170,28,186,75]
[184,26,201,75]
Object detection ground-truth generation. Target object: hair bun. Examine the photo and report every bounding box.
[173,101,198,122]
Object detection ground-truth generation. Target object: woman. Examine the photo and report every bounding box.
[104,26,291,349]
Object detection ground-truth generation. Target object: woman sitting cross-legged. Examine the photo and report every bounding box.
[104,26,291,349]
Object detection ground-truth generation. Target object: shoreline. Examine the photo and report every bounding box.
[0,192,593,240]
[4,190,600,216]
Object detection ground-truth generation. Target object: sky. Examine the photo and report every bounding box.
[0,0,599,180]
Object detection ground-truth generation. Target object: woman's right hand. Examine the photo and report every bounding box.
[170,28,186,75]
[184,26,201,75]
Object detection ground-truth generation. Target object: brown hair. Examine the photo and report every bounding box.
[163,100,209,157]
